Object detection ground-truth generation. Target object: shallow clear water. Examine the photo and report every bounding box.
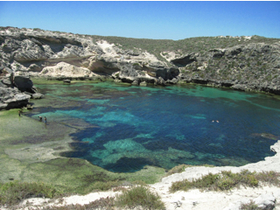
[28,82,280,172]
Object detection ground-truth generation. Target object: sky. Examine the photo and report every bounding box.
[0,1,280,40]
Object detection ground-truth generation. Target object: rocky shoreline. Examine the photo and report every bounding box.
[3,140,280,210]
[1,27,280,111]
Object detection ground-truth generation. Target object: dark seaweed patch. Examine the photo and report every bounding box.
[103,157,159,173]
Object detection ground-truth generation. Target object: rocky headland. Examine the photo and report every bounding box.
[1,26,280,109]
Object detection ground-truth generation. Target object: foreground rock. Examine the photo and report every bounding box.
[1,27,280,95]
[0,72,43,110]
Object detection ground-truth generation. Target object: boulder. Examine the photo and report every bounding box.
[139,81,147,86]
[0,87,31,109]
[13,72,34,92]
[253,194,276,210]
[31,93,44,99]
[39,62,94,79]
[132,79,140,86]
[155,67,179,80]
[63,79,71,84]
[156,77,166,86]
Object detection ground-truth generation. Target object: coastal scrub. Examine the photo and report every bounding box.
[169,170,280,192]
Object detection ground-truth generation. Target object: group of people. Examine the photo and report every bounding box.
[38,116,47,124]
[18,109,47,125]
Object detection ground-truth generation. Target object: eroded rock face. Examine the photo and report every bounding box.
[1,26,280,95]
[0,72,42,110]
[173,42,280,94]
[0,86,31,109]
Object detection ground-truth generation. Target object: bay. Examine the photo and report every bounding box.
[27,81,279,172]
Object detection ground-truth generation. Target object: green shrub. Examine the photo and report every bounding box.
[42,197,115,210]
[170,170,278,193]
[115,185,165,210]
[0,181,63,206]
[165,164,188,176]
[255,171,280,186]
[91,181,120,191]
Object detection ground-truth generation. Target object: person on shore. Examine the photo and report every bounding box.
[44,117,47,124]
[18,109,23,117]
[38,116,43,122]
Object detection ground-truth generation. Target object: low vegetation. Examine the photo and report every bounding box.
[240,200,262,210]
[42,197,115,210]
[0,183,165,210]
[165,164,188,176]
[115,185,165,210]
[170,170,280,193]
[91,34,280,61]
[0,181,63,206]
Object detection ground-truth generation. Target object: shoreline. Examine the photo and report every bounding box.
[8,140,280,210]
[1,81,280,209]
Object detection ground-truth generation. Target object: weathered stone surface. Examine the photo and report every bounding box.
[254,194,276,210]
[39,62,95,79]
[13,72,34,92]
[1,27,280,95]
[31,92,44,99]
[0,87,31,109]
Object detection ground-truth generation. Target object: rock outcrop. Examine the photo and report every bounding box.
[0,83,31,109]
[38,62,96,79]
[174,42,280,94]
[1,26,280,98]
[0,72,42,110]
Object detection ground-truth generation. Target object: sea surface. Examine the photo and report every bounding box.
[27,81,280,172]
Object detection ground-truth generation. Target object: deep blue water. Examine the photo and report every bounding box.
[28,82,280,172]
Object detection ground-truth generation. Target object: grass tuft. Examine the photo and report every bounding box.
[169,170,280,193]
[41,197,115,210]
[0,181,63,206]
[240,200,262,210]
[115,185,165,210]
[165,164,188,176]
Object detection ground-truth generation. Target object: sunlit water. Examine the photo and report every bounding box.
[27,82,280,172]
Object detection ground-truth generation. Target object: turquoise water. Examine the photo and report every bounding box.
[28,82,280,172]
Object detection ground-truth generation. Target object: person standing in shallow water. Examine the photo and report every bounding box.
[18,109,23,117]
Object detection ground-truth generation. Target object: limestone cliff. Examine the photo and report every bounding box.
[1,27,280,107]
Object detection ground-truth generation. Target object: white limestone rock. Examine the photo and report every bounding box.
[39,62,95,79]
